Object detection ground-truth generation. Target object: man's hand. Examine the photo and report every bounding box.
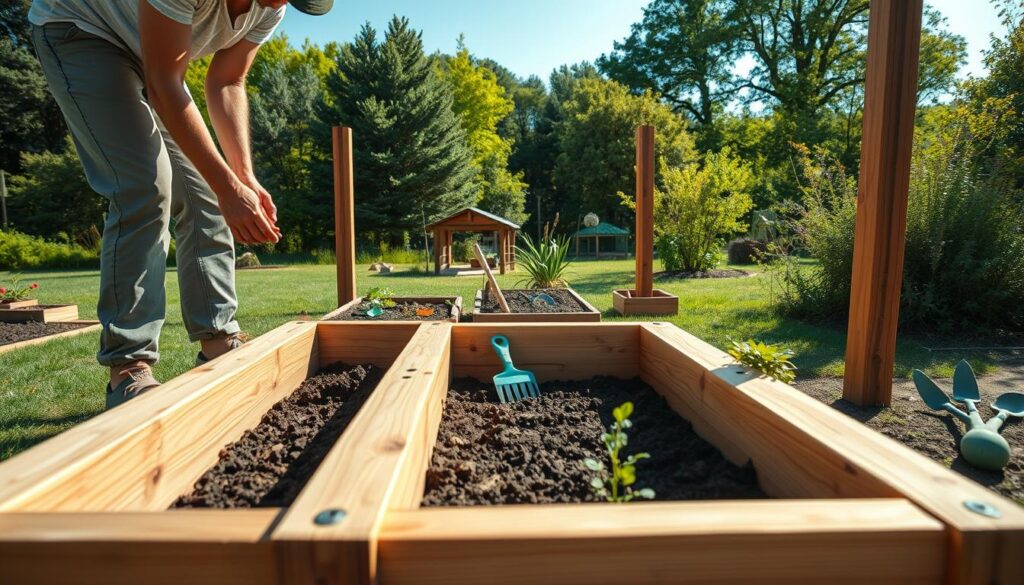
[220,179,280,244]
[239,174,279,226]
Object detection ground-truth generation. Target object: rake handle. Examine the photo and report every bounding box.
[491,335,515,369]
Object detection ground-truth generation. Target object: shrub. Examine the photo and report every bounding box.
[354,245,423,265]
[642,148,754,272]
[515,233,571,288]
[0,230,100,270]
[727,238,768,265]
[451,235,480,263]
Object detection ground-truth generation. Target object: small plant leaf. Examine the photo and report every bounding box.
[583,458,604,472]
[613,401,634,422]
[590,477,605,489]
[636,488,655,499]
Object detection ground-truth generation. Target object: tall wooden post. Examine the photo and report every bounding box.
[635,126,655,297]
[0,170,8,231]
[334,126,357,307]
[843,0,923,406]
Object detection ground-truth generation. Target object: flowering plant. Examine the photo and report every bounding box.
[0,275,39,302]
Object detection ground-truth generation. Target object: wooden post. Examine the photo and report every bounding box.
[433,229,441,274]
[0,170,8,231]
[497,230,506,275]
[842,0,924,407]
[334,127,357,307]
[635,126,655,297]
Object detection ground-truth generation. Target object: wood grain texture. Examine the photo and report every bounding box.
[0,510,279,585]
[321,297,462,323]
[471,288,601,322]
[473,242,509,312]
[271,322,453,585]
[377,500,945,585]
[635,125,655,298]
[640,322,1024,585]
[611,288,679,316]
[0,320,318,512]
[0,303,79,323]
[315,322,420,369]
[334,126,357,307]
[450,322,639,382]
[843,0,924,407]
[0,320,101,355]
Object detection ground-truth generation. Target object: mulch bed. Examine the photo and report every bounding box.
[480,288,586,314]
[796,376,1023,503]
[0,321,90,346]
[655,269,750,280]
[422,377,764,506]
[173,362,383,508]
[329,300,454,321]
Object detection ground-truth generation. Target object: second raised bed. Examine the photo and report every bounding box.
[473,287,600,322]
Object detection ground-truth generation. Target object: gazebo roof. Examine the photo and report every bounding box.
[425,207,520,231]
[573,222,630,237]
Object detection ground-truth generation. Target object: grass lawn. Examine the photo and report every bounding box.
[0,258,1004,461]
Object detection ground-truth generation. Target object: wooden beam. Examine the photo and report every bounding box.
[377,500,944,585]
[634,125,655,297]
[334,126,357,307]
[474,243,509,313]
[842,0,923,406]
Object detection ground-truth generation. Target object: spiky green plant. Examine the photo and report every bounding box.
[727,339,797,383]
[515,234,571,288]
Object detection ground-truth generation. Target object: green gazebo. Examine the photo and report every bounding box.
[572,222,630,258]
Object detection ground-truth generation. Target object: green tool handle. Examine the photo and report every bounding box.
[983,411,1009,433]
[491,335,514,368]
[941,403,973,426]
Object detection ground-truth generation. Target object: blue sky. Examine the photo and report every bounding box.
[278,0,1005,82]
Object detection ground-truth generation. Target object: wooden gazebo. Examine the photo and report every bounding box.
[426,207,519,275]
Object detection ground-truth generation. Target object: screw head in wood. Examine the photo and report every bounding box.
[314,508,347,525]
[963,500,1001,518]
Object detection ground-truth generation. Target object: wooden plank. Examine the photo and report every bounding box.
[843,0,924,407]
[639,322,1024,585]
[0,303,79,323]
[451,323,639,382]
[0,320,101,355]
[377,500,945,585]
[334,126,357,307]
[635,125,655,298]
[472,288,601,322]
[0,320,318,512]
[0,509,280,585]
[0,299,39,309]
[272,322,453,585]
[473,242,508,312]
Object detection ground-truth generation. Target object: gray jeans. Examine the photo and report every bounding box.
[32,22,240,367]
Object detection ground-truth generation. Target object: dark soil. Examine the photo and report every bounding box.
[480,288,587,314]
[329,299,454,321]
[173,362,382,508]
[422,377,764,506]
[654,269,750,280]
[796,374,1024,505]
[0,321,89,346]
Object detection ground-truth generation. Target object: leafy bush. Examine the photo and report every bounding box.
[515,234,571,288]
[727,339,797,383]
[451,235,481,263]
[583,402,655,503]
[354,245,423,265]
[727,238,768,265]
[0,230,99,270]
[646,148,754,272]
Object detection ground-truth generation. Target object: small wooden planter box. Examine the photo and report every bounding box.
[0,303,79,323]
[0,320,102,355]
[0,299,39,310]
[0,322,1021,585]
[472,287,601,322]
[322,296,462,322]
[612,288,679,316]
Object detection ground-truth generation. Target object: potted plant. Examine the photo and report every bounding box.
[0,277,80,323]
[0,275,40,309]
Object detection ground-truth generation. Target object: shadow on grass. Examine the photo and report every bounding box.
[0,412,98,459]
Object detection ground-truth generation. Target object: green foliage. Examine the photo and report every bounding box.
[318,17,477,245]
[555,77,696,226]
[365,286,397,308]
[354,246,424,265]
[0,274,38,302]
[6,136,104,243]
[515,234,572,288]
[727,339,797,383]
[583,402,655,503]
[642,148,754,272]
[0,230,99,270]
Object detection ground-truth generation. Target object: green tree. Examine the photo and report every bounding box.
[554,78,696,226]
[317,17,477,244]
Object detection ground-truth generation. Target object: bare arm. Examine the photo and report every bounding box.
[138,3,278,244]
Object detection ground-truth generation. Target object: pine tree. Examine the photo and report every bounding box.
[317,17,477,244]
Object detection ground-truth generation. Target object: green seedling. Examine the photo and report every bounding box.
[583,402,655,503]
[365,286,397,308]
[728,338,797,383]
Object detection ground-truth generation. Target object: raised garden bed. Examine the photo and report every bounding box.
[324,296,462,322]
[0,322,1021,585]
[0,319,100,355]
[0,299,39,310]
[0,303,79,323]
[611,288,679,316]
[473,288,600,322]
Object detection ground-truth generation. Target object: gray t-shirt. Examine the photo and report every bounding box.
[29,0,285,61]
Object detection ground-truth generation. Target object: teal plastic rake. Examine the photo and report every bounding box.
[490,335,540,403]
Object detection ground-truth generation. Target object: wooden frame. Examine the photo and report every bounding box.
[0,303,79,323]
[0,319,101,355]
[472,287,600,322]
[0,299,39,310]
[323,296,462,323]
[611,288,679,316]
[1,322,1021,584]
